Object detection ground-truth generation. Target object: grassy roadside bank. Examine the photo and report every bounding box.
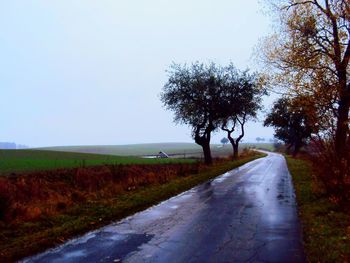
[286,156,350,262]
[1,152,265,262]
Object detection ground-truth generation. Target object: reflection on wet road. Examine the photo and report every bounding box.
[23,152,305,263]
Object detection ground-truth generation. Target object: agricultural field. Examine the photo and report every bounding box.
[241,143,275,152]
[39,142,274,157]
[0,143,274,176]
[39,143,206,156]
[0,149,192,176]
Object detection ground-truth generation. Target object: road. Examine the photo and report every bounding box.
[23,152,305,263]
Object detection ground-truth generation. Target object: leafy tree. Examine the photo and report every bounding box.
[220,137,229,147]
[161,63,265,163]
[161,63,224,165]
[219,68,266,159]
[264,96,317,156]
[261,0,350,159]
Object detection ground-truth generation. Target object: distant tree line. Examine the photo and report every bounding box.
[0,142,28,149]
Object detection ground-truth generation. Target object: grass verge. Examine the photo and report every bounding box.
[286,156,350,262]
[1,152,265,262]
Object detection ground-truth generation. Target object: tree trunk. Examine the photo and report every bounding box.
[222,117,245,160]
[286,144,293,155]
[335,94,350,159]
[228,139,239,160]
[194,125,213,165]
[202,142,212,165]
[233,143,239,159]
[292,144,299,157]
[226,132,239,160]
[227,134,236,160]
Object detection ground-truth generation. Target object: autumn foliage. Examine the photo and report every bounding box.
[261,1,350,202]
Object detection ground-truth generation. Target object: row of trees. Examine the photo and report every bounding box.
[261,0,350,158]
[161,63,266,165]
[261,0,350,201]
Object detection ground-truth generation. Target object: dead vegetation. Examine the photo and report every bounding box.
[0,163,200,223]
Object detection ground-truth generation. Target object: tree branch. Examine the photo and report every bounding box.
[221,119,235,133]
[341,37,350,69]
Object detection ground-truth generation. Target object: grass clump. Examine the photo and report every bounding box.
[286,156,350,262]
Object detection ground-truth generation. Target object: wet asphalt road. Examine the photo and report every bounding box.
[22,152,305,263]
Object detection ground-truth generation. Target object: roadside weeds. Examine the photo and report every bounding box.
[0,152,265,262]
[286,156,350,262]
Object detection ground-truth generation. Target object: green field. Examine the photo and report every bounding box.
[0,149,192,175]
[240,143,275,152]
[0,143,274,176]
[39,143,207,156]
[39,142,274,157]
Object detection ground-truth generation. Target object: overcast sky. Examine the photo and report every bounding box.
[0,0,275,147]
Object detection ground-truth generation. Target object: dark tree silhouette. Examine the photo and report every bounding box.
[219,68,265,159]
[264,97,316,156]
[161,62,224,165]
[161,63,265,163]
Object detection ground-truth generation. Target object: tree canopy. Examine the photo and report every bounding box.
[264,96,317,156]
[219,68,266,158]
[161,62,265,163]
[161,62,225,164]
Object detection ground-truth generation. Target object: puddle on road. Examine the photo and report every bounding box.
[23,233,154,263]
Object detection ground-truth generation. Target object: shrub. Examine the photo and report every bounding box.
[0,179,12,221]
[0,162,201,222]
[310,139,350,204]
[0,195,9,221]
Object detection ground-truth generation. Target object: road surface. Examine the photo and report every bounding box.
[23,152,305,263]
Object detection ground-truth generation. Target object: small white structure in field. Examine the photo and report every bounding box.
[158,151,169,158]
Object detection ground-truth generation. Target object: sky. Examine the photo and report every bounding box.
[0,0,275,147]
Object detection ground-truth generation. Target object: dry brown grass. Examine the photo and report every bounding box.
[0,163,200,222]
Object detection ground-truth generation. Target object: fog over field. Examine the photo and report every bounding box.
[1,0,274,147]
